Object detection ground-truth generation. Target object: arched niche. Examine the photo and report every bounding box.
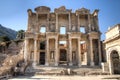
[110,50,120,74]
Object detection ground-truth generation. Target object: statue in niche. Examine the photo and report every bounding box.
[71,25,76,31]
[50,24,55,32]
[50,51,54,59]
[72,51,76,60]
[91,25,97,31]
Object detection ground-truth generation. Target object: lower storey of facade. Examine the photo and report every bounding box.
[24,36,102,67]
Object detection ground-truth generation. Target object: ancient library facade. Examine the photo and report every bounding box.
[24,6,102,67]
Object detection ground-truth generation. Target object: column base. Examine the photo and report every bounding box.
[45,63,49,66]
[99,61,102,66]
[90,62,94,66]
[55,63,58,66]
[32,61,37,67]
[78,64,81,67]
[69,62,73,66]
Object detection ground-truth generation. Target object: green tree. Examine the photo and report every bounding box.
[16,30,25,40]
[0,36,10,42]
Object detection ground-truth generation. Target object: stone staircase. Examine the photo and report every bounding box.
[27,65,109,76]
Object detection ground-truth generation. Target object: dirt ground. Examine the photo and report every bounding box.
[9,75,120,80]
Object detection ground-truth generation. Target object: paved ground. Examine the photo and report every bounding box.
[9,75,120,80]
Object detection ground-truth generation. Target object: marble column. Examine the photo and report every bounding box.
[90,38,94,66]
[78,38,81,67]
[55,37,58,66]
[33,39,38,66]
[24,39,28,62]
[88,14,91,32]
[36,13,39,32]
[24,38,29,62]
[86,40,90,65]
[69,38,73,66]
[98,39,102,66]
[56,13,58,32]
[47,13,50,32]
[78,14,80,32]
[69,13,71,31]
[45,39,49,66]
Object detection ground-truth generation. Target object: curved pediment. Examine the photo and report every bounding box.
[35,6,50,13]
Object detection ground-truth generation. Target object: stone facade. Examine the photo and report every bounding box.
[103,24,120,74]
[24,6,102,67]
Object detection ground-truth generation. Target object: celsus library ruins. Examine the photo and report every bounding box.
[25,6,102,67]
[0,6,120,78]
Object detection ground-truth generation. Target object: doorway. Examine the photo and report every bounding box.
[40,52,45,65]
[59,49,67,65]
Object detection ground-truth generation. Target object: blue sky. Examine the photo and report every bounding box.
[0,0,120,40]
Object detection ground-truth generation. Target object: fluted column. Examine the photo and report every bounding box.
[90,38,94,66]
[45,39,49,66]
[78,38,81,67]
[55,37,58,66]
[69,38,73,66]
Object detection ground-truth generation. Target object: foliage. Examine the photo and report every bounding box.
[16,30,25,40]
[0,36,10,42]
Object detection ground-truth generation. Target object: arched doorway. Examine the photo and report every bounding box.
[111,50,120,74]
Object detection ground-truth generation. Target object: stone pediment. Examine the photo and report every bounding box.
[54,6,72,13]
[76,7,90,14]
[35,6,50,13]
[78,7,89,11]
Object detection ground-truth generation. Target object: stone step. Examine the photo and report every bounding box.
[26,65,103,76]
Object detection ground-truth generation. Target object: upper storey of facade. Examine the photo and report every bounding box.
[27,6,100,35]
